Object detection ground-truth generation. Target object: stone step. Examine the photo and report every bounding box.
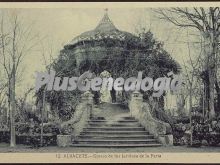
[90,117,105,120]
[84,127,145,131]
[88,123,141,127]
[77,135,154,139]
[70,143,162,147]
[88,120,138,123]
[75,139,157,144]
[80,131,149,135]
[121,116,136,120]
[72,114,161,147]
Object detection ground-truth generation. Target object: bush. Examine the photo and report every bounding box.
[173,123,187,146]
[15,123,30,135]
[43,122,60,134]
[0,131,9,143]
[15,122,59,146]
[60,124,73,135]
[175,116,190,124]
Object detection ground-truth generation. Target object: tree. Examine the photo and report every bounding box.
[35,26,180,124]
[94,30,180,107]
[15,87,34,122]
[0,80,7,125]
[0,10,37,147]
[155,7,220,119]
[38,40,56,147]
[0,81,7,110]
[38,49,80,122]
[181,29,205,145]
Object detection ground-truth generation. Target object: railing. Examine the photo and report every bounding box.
[129,92,173,145]
[60,91,93,139]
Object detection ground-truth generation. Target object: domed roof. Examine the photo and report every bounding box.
[67,9,137,47]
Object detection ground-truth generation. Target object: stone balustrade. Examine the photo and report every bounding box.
[129,91,173,146]
[58,91,93,146]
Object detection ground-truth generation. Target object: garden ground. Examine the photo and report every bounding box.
[0,143,220,153]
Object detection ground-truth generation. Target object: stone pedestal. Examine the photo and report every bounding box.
[81,91,94,119]
[158,135,173,146]
[129,91,143,118]
[57,135,72,147]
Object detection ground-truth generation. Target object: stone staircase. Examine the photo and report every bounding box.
[71,116,162,147]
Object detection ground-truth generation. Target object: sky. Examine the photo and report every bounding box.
[0,8,201,98]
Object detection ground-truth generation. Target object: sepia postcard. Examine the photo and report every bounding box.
[0,2,220,163]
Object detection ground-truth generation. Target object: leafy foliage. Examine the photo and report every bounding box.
[36,30,180,121]
[14,122,59,146]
